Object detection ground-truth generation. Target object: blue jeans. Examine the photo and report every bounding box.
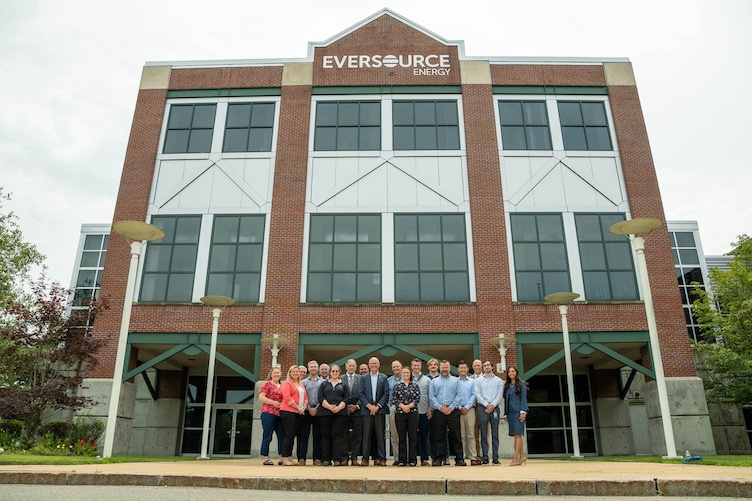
[260,412,285,456]
[477,406,500,461]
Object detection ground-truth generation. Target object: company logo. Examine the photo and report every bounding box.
[322,54,451,76]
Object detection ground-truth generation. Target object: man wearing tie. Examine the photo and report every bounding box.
[344,358,363,465]
[358,356,389,466]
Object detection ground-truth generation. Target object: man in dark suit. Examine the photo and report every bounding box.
[344,358,363,465]
[358,356,389,466]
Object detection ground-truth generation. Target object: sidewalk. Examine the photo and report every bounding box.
[1,458,751,496]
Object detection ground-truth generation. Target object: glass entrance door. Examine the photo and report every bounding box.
[212,408,252,457]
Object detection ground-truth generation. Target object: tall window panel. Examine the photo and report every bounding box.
[393,100,460,150]
[510,214,570,301]
[558,101,612,151]
[499,101,552,150]
[223,103,275,152]
[307,214,381,302]
[394,214,470,302]
[574,214,638,300]
[206,215,265,303]
[72,233,109,307]
[670,231,706,342]
[163,104,217,153]
[313,101,381,151]
[140,216,201,302]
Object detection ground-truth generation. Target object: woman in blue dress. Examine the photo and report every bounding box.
[503,366,528,465]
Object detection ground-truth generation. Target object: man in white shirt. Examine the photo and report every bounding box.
[474,361,503,465]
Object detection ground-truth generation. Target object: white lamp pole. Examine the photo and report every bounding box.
[198,295,235,460]
[102,221,164,458]
[610,218,679,459]
[261,334,290,368]
[488,334,508,374]
[544,292,582,458]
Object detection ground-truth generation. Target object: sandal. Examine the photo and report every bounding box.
[263,458,274,465]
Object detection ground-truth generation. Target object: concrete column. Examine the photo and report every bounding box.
[643,377,716,456]
[77,378,136,455]
[594,398,635,455]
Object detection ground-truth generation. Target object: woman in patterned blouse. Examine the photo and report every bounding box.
[258,366,285,465]
[392,366,420,466]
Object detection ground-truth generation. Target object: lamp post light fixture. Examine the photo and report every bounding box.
[544,291,583,458]
[261,334,290,368]
[198,295,236,460]
[102,221,165,459]
[488,334,508,374]
[610,217,680,459]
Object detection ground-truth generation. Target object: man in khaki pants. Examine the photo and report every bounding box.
[457,361,478,464]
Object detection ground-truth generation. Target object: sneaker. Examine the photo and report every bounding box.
[455,460,467,466]
[492,459,501,465]
[432,459,443,467]
[421,460,431,466]
[481,458,489,465]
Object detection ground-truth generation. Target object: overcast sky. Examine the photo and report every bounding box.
[1,0,750,285]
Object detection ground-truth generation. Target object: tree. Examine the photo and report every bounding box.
[0,188,45,304]
[692,234,752,406]
[0,277,107,437]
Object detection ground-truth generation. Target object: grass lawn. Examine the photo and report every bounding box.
[541,455,752,467]
[0,453,209,466]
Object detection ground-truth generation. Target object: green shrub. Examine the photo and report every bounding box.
[36,421,72,441]
[67,418,104,445]
[0,419,27,450]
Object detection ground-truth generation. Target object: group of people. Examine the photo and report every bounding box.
[258,357,528,467]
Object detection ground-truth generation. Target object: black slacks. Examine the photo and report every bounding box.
[430,408,462,461]
[319,413,349,462]
[395,411,419,464]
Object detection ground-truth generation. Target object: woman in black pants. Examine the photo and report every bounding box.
[392,366,420,466]
[317,364,350,466]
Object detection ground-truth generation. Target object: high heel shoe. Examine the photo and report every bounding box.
[509,458,520,466]
[519,456,527,465]
[282,457,296,466]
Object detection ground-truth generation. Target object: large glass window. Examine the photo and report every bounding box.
[558,101,612,151]
[393,100,460,150]
[163,104,217,153]
[307,214,381,302]
[223,103,275,152]
[574,213,638,300]
[314,101,380,151]
[499,101,552,150]
[394,214,470,302]
[206,215,265,303]
[510,214,570,301]
[140,215,201,302]
[670,231,706,342]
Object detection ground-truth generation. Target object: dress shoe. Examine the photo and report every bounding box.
[298,458,306,466]
[455,460,467,466]
[313,459,323,466]
[373,459,381,466]
[432,459,442,466]
[351,459,361,466]
[492,459,501,465]
[443,459,450,465]
[421,460,431,466]
[408,462,417,467]
[360,460,369,466]
[391,460,400,466]
[322,460,331,466]
[332,461,342,466]
[481,458,489,465]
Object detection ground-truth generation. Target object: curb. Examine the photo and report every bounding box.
[1,471,751,496]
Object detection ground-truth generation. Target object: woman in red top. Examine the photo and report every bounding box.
[280,365,308,466]
[258,366,285,465]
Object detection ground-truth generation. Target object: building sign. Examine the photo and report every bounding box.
[321,54,451,76]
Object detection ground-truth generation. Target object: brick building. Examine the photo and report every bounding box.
[83,9,715,457]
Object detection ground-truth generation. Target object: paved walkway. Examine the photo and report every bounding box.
[1,458,751,496]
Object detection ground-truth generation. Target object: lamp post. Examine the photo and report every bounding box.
[198,295,236,460]
[261,334,290,368]
[610,217,679,459]
[102,221,165,458]
[544,292,583,458]
[488,334,508,375]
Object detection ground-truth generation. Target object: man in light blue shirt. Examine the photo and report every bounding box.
[428,360,466,466]
[474,361,503,464]
[457,360,478,464]
[387,360,403,464]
